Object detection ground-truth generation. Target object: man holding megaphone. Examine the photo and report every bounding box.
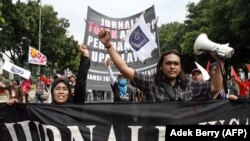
[98,29,232,102]
[194,33,238,100]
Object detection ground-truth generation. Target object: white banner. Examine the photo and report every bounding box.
[28,46,47,65]
[124,14,158,62]
[2,61,31,79]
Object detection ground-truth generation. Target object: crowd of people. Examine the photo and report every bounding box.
[97,29,249,102]
[0,29,249,106]
[2,44,90,105]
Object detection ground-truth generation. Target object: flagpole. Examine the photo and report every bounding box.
[155,16,161,56]
[38,0,42,75]
[219,60,228,94]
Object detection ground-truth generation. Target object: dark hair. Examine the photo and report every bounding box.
[155,49,187,87]
[12,78,20,85]
[51,78,72,104]
[52,74,59,80]
[155,49,181,76]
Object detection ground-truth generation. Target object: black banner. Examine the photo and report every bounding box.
[1,100,250,140]
[84,6,159,91]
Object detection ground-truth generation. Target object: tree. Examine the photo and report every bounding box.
[188,0,249,69]
[158,0,250,72]
[0,0,4,25]
[0,0,79,76]
[158,22,185,53]
[203,0,250,67]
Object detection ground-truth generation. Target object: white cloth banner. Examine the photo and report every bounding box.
[28,46,47,65]
[194,61,210,81]
[2,61,31,79]
[124,14,157,62]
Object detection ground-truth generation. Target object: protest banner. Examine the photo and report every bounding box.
[2,61,31,79]
[84,5,159,91]
[28,46,47,66]
[1,100,250,140]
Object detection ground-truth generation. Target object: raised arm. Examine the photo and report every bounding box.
[210,52,224,94]
[98,29,134,81]
[73,44,90,103]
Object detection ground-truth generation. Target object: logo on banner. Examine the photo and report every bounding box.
[10,66,24,75]
[84,6,159,91]
[124,14,158,62]
[129,26,149,51]
[2,61,31,79]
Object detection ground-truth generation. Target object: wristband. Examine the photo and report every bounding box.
[105,44,112,49]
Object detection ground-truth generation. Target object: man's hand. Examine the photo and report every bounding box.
[210,52,223,62]
[98,29,112,49]
[77,44,89,58]
[228,95,238,101]
[6,99,18,106]
[105,58,113,66]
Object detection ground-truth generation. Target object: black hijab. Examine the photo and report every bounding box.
[51,78,72,104]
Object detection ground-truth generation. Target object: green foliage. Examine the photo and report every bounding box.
[158,0,250,72]
[0,0,79,76]
[0,0,4,25]
[1,0,249,76]
[158,22,185,54]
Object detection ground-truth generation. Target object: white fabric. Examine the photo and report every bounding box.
[107,65,116,85]
[124,14,157,62]
[28,46,47,65]
[194,62,210,81]
[2,61,31,79]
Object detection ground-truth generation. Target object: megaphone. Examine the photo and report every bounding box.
[194,33,234,58]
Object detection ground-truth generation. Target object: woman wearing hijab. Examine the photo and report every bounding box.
[50,78,72,104]
[51,44,90,104]
[7,44,90,105]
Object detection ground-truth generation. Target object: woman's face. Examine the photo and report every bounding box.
[53,82,70,104]
[69,76,76,83]
[192,72,203,82]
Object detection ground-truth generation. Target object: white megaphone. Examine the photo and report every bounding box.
[194,33,234,58]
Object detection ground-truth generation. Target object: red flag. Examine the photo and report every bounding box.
[237,80,247,96]
[231,66,240,81]
[246,64,250,72]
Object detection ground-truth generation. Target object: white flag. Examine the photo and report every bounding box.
[28,46,47,65]
[194,62,210,81]
[124,14,157,62]
[2,61,31,79]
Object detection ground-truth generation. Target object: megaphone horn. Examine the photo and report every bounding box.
[194,33,234,58]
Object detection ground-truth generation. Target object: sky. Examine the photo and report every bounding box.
[15,0,199,43]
